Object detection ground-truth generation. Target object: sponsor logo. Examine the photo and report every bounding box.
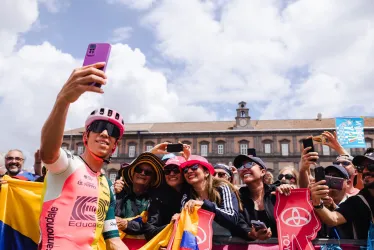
[84,182,96,189]
[69,196,97,228]
[280,207,311,227]
[196,226,207,245]
[45,206,58,250]
[84,174,93,181]
[97,198,110,222]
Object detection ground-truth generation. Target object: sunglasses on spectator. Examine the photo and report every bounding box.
[362,172,374,179]
[333,161,351,167]
[238,162,256,171]
[163,167,181,175]
[88,120,120,139]
[134,166,154,176]
[214,172,228,178]
[356,164,374,173]
[183,164,199,174]
[5,157,24,161]
[278,174,295,181]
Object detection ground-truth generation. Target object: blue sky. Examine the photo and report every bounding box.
[21,0,266,120]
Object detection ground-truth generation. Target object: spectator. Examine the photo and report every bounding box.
[214,163,234,183]
[277,166,298,188]
[180,155,241,234]
[4,149,39,181]
[311,151,374,240]
[333,155,360,196]
[114,152,165,235]
[263,171,274,185]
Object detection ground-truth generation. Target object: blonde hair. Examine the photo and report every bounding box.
[279,166,299,186]
[190,174,243,211]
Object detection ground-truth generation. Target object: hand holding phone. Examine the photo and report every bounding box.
[82,43,111,88]
[250,220,267,231]
[303,138,316,162]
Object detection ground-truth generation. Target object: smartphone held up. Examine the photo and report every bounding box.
[82,43,111,88]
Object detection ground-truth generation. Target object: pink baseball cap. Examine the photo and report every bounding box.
[180,155,215,175]
[165,156,186,168]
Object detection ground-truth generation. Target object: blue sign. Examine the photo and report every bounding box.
[335,117,365,148]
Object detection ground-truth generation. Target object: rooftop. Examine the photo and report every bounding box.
[64,117,374,135]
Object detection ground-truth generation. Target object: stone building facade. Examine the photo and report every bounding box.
[63,102,374,183]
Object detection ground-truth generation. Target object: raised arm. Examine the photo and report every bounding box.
[40,62,107,164]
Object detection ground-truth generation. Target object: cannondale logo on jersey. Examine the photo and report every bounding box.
[280,207,312,227]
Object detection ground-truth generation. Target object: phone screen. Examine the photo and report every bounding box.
[166,144,183,153]
[326,176,344,190]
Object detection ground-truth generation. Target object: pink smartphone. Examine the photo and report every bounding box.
[82,43,111,88]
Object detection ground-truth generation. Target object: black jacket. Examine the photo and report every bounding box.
[233,184,278,239]
[143,184,186,240]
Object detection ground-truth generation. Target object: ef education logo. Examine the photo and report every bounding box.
[280,207,311,227]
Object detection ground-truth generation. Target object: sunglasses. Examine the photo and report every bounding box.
[333,161,351,167]
[183,164,199,174]
[134,166,154,176]
[278,174,295,181]
[5,157,24,161]
[362,172,374,179]
[356,164,374,173]
[163,167,181,175]
[238,162,256,171]
[214,172,228,178]
[88,120,121,139]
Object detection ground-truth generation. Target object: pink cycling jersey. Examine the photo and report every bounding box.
[39,149,119,249]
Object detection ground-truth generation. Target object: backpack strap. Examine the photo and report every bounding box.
[357,195,374,223]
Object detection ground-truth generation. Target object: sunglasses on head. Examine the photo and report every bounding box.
[214,172,228,178]
[134,166,154,176]
[88,120,121,139]
[163,167,181,175]
[356,164,374,173]
[278,174,295,181]
[5,157,24,161]
[183,164,199,174]
[238,162,256,171]
[333,161,351,167]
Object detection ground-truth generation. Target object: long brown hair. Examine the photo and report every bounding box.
[190,174,243,211]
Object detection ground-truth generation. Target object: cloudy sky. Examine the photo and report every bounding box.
[0,0,373,170]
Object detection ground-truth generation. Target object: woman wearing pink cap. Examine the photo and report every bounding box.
[179,155,241,232]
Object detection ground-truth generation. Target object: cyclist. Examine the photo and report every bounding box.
[39,62,128,250]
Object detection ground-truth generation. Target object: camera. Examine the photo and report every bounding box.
[89,44,96,50]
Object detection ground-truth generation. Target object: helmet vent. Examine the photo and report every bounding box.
[108,109,113,116]
[115,113,120,120]
[99,108,104,115]
[90,110,95,115]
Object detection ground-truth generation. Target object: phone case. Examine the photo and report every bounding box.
[326,176,344,190]
[167,144,183,153]
[82,43,111,87]
[314,167,325,182]
[247,148,256,157]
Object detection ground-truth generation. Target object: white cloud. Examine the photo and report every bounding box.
[107,0,156,10]
[38,0,69,13]
[109,27,133,43]
[0,0,216,170]
[141,0,374,119]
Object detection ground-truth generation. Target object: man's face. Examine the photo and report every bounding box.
[362,164,374,189]
[214,169,230,181]
[335,157,356,179]
[325,169,347,203]
[86,130,117,158]
[5,151,24,176]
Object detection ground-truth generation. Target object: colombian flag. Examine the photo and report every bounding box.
[0,175,43,250]
[172,206,200,250]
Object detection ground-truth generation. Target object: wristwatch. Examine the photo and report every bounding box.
[313,201,324,209]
